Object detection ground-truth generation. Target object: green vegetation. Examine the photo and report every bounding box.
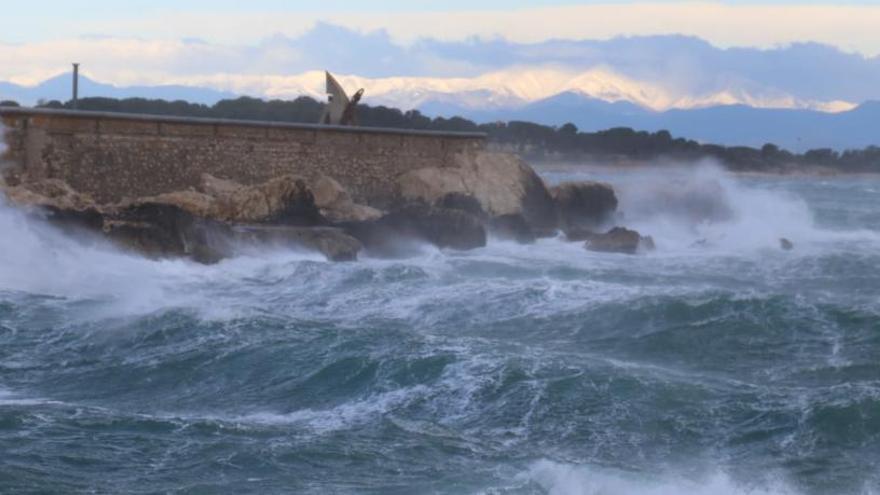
[8,96,879,173]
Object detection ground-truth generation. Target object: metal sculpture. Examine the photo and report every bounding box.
[320,71,364,126]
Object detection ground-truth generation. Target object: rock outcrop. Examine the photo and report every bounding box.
[103,201,229,264]
[345,201,487,255]
[3,179,105,231]
[489,214,536,244]
[4,178,96,213]
[581,227,655,255]
[396,151,557,238]
[199,174,324,225]
[2,150,651,262]
[551,181,618,234]
[311,175,383,224]
[1,175,359,263]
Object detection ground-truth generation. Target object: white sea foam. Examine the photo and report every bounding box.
[517,460,802,495]
[1,163,877,324]
[0,123,9,181]
[0,386,64,407]
[0,196,330,318]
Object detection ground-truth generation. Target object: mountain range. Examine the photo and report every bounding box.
[2,73,878,152]
[0,75,234,106]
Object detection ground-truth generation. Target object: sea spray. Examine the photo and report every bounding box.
[540,161,824,252]
[614,162,818,251]
[0,121,8,185]
[0,197,334,320]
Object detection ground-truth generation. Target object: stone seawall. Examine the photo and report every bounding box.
[0,108,485,207]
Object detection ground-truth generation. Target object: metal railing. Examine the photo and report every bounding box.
[0,106,487,140]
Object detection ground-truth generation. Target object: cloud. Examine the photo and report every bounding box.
[62,3,880,56]
[0,23,878,110]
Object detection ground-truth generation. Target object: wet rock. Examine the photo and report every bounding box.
[4,178,98,213]
[230,225,362,262]
[345,202,487,254]
[489,214,536,244]
[396,151,557,236]
[104,201,230,264]
[551,181,618,234]
[311,175,382,224]
[3,178,104,231]
[582,227,655,255]
[385,203,487,251]
[564,227,609,242]
[779,238,794,251]
[3,177,355,263]
[142,190,217,219]
[436,192,488,221]
[199,173,325,225]
[1,179,220,261]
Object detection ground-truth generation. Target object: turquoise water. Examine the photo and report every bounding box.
[1,165,878,494]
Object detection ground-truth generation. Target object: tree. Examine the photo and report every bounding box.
[559,123,578,135]
[761,143,780,157]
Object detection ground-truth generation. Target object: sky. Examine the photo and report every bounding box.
[5,1,880,50]
[2,1,880,112]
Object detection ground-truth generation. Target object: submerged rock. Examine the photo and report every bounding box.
[551,181,618,235]
[582,227,655,255]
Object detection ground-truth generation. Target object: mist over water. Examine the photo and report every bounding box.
[1,163,879,494]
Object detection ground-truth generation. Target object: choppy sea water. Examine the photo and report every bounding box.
[0,164,878,494]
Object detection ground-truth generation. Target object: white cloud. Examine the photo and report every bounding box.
[0,12,875,112]
[64,3,880,56]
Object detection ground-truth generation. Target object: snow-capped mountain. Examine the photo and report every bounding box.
[2,67,856,114]
[159,68,855,113]
[2,71,877,151]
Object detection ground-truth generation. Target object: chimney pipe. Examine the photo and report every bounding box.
[72,63,80,110]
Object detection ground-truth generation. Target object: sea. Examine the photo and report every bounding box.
[0,162,878,494]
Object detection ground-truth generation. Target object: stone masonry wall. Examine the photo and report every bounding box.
[0,108,486,208]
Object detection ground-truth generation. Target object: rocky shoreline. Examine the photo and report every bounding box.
[1,151,655,262]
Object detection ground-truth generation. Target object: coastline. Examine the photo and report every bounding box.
[529,158,880,178]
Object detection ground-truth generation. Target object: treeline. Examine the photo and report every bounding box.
[2,96,878,172]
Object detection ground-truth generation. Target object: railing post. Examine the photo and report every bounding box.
[72,63,80,110]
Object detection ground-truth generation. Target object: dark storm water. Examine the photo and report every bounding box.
[1,165,878,494]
